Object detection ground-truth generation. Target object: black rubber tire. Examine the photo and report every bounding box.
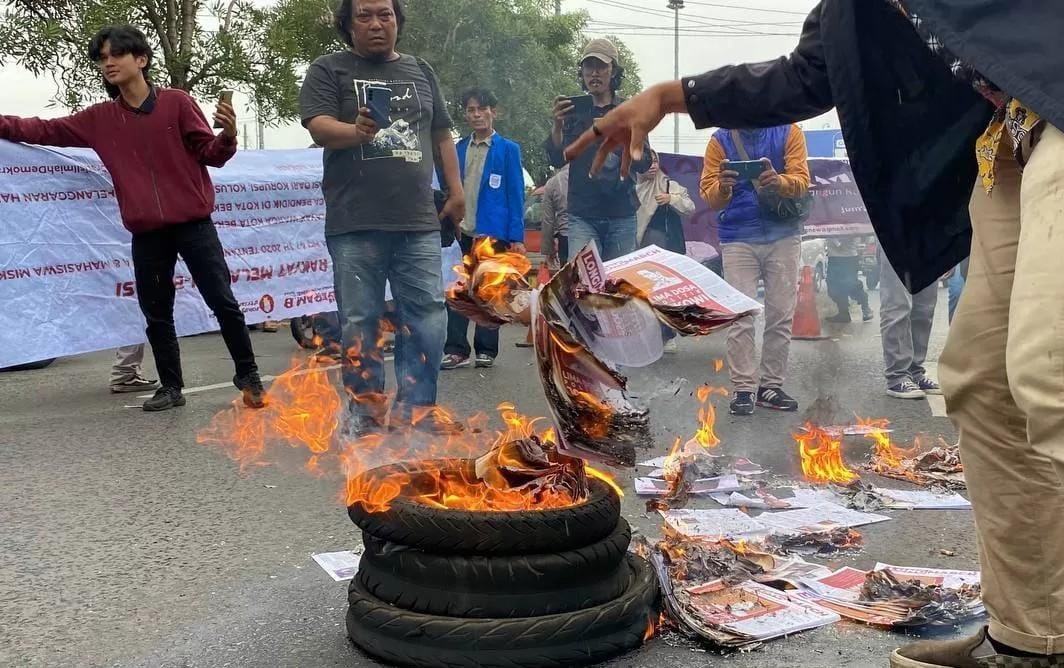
[346,554,659,668]
[347,459,621,555]
[360,518,631,594]
[290,317,316,349]
[356,524,632,618]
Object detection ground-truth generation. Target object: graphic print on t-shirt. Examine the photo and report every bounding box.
[354,78,423,163]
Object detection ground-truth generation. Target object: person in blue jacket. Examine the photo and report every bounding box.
[441,87,526,370]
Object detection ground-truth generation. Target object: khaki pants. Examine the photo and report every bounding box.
[940,123,1064,654]
[109,344,145,386]
[722,235,801,393]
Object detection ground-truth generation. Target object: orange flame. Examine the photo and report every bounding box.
[643,614,657,642]
[693,385,727,449]
[447,237,531,317]
[794,423,859,484]
[198,354,613,514]
[586,465,625,499]
[713,358,724,373]
[860,417,919,471]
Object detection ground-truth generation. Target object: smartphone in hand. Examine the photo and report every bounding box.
[365,86,393,128]
[565,94,593,116]
[213,90,233,129]
[724,160,767,181]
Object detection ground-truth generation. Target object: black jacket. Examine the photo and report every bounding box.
[681,0,1064,291]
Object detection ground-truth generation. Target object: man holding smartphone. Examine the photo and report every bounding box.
[544,39,651,261]
[299,0,465,437]
[700,124,810,416]
[0,24,265,412]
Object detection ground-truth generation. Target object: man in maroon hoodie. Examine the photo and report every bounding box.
[0,25,265,412]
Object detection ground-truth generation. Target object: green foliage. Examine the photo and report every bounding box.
[0,0,643,176]
[0,0,303,122]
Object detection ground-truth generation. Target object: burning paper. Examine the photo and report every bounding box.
[648,535,838,648]
[871,442,966,490]
[445,237,532,328]
[636,474,744,498]
[800,564,983,627]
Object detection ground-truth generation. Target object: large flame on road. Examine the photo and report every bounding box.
[794,423,859,484]
[198,357,618,513]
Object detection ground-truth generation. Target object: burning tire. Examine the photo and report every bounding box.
[346,554,659,668]
[347,459,621,555]
[359,518,632,595]
[357,521,633,618]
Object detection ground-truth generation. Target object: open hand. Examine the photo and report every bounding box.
[564,82,677,179]
[213,102,238,138]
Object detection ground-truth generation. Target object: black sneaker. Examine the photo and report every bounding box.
[861,305,874,322]
[474,353,495,369]
[340,407,385,441]
[826,312,852,324]
[730,391,755,416]
[234,372,267,409]
[391,407,466,435]
[143,386,186,412]
[757,387,799,412]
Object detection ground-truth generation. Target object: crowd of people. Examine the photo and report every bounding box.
[3,0,1062,665]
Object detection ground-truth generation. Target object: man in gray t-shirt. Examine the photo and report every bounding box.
[299,0,465,437]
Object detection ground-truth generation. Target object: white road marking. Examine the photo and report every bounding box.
[136,358,393,398]
[927,394,948,418]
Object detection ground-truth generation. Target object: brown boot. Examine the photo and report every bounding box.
[891,627,1064,667]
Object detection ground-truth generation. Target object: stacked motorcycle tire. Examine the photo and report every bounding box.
[345,460,660,668]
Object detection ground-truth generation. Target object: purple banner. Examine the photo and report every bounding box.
[658,153,873,249]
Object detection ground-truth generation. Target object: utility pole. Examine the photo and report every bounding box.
[667,0,684,153]
[554,0,561,15]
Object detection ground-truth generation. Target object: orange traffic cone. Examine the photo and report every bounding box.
[792,265,828,340]
[516,263,551,348]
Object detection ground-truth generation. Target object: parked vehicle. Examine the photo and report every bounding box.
[800,237,828,293]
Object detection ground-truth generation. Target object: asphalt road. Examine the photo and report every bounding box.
[0,287,980,668]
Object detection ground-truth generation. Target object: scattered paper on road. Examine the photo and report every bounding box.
[873,488,971,510]
[685,580,841,642]
[660,508,771,540]
[756,503,891,535]
[636,474,744,497]
[312,550,362,582]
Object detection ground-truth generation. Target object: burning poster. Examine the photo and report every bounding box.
[685,580,840,642]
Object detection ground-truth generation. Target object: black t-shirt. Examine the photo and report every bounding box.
[299,51,452,235]
[544,97,651,220]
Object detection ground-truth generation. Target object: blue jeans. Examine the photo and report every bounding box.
[327,231,446,420]
[948,257,969,323]
[567,214,638,261]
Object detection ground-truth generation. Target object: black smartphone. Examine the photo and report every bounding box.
[724,159,767,181]
[564,94,593,115]
[213,90,233,129]
[365,86,392,127]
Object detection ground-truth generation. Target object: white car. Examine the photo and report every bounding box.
[801,237,827,293]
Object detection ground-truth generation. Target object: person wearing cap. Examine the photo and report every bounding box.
[544,38,651,262]
[564,2,1064,667]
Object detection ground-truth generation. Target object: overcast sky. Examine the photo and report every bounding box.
[0,0,838,155]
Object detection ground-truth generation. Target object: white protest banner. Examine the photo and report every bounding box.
[0,141,458,369]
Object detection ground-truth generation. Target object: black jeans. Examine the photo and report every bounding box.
[444,235,506,359]
[131,220,257,389]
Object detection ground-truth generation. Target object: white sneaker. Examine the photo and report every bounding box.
[663,339,679,354]
[886,379,926,400]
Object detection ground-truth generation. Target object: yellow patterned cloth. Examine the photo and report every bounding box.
[976,100,1043,194]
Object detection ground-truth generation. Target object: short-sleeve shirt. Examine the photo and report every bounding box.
[299,51,453,235]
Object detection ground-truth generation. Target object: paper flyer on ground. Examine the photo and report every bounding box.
[660,508,771,539]
[755,503,891,534]
[312,551,362,582]
[636,474,744,497]
[686,580,840,641]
